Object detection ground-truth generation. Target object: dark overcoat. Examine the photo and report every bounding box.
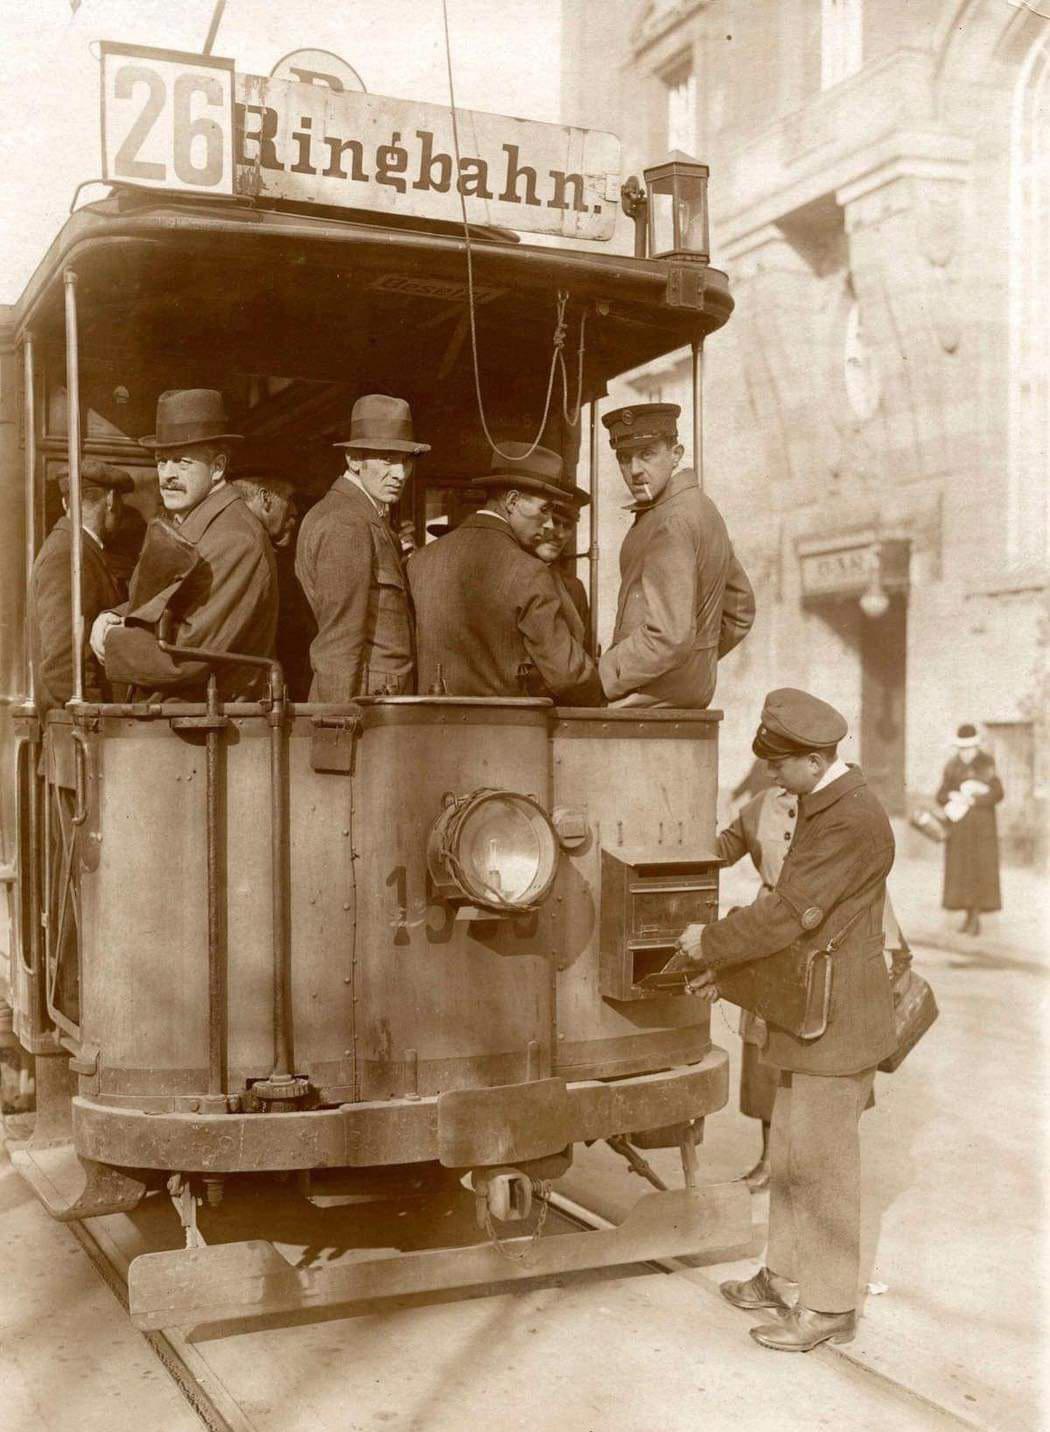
[598,468,755,708]
[294,477,414,701]
[406,512,601,702]
[28,516,122,714]
[104,485,277,701]
[552,567,591,654]
[937,753,1004,912]
[701,766,896,1075]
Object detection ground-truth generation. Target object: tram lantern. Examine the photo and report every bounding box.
[428,789,559,915]
[643,155,710,264]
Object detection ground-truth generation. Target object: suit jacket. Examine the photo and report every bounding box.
[406,511,601,702]
[599,469,755,707]
[28,517,122,714]
[553,568,592,655]
[104,485,277,701]
[702,766,896,1075]
[295,477,414,701]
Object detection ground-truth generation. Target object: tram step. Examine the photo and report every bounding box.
[128,1183,750,1331]
[10,1141,148,1221]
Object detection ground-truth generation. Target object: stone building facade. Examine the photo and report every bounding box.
[562,0,1049,864]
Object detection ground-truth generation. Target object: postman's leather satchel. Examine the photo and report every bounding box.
[715,909,867,1041]
[878,952,939,1072]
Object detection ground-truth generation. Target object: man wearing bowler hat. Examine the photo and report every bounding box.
[295,395,427,701]
[599,403,754,708]
[671,689,897,1352]
[407,442,601,702]
[90,389,277,701]
[29,460,134,715]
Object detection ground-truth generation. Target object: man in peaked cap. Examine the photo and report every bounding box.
[598,403,754,708]
[90,389,278,701]
[406,442,601,702]
[28,460,133,715]
[671,688,897,1352]
[295,395,427,700]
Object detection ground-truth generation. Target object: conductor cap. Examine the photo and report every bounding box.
[601,403,681,453]
[752,688,848,760]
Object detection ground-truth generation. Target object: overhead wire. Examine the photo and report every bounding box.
[439,0,586,458]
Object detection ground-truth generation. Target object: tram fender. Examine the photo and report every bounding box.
[127,1182,751,1332]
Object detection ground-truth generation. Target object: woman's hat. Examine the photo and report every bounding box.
[955,723,980,748]
[477,441,590,506]
[140,390,244,450]
[333,394,430,453]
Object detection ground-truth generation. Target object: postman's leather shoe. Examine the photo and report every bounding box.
[720,1266,797,1311]
[749,1307,856,1352]
[742,1156,770,1191]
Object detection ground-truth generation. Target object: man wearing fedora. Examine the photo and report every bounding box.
[29,460,134,715]
[90,389,277,701]
[295,394,427,701]
[599,403,754,708]
[407,442,601,702]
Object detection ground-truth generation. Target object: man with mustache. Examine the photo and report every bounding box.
[89,389,277,701]
[295,395,427,701]
[407,442,600,703]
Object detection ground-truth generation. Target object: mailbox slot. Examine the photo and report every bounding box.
[599,848,721,1002]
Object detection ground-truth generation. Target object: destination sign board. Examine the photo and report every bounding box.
[100,42,621,241]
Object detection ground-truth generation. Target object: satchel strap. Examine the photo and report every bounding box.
[823,906,869,953]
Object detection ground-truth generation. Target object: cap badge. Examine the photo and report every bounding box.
[621,409,634,427]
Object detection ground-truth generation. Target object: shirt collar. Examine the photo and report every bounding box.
[340,472,387,518]
[801,763,866,816]
[811,757,850,793]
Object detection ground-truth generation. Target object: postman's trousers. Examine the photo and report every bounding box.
[766,1066,876,1313]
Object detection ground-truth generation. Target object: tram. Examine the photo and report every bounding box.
[0,45,748,1328]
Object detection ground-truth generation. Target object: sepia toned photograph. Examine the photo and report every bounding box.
[0,2,1046,1428]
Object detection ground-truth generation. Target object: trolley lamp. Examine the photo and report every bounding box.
[428,788,559,918]
[643,155,710,265]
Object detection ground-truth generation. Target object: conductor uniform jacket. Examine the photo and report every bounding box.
[407,511,601,702]
[295,477,414,701]
[104,485,277,702]
[599,469,754,708]
[701,766,896,1075]
[28,516,122,715]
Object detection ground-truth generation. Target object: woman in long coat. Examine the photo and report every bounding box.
[937,723,1004,935]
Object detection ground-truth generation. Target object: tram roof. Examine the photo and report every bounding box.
[7,192,732,398]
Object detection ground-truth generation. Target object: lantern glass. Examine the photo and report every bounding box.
[644,159,710,261]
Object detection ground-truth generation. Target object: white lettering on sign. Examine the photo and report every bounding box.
[101,43,235,196]
[799,546,874,597]
[99,43,621,241]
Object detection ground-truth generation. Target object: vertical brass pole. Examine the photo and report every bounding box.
[691,339,704,492]
[23,333,37,706]
[205,674,226,1096]
[62,272,84,703]
[588,401,600,657]
[269,669,292,1078]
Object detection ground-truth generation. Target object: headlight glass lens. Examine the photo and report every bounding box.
[432,790,559,910]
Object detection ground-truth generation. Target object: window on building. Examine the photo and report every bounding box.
[1009,28,1050,568]
[664,62,697,155]
[821,0,863,90]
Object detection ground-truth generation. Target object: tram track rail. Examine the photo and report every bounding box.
[66,1187,983,1432]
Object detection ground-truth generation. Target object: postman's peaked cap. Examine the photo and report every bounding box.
[602,403,681,452]
[56,460,134,496]
[752,687,848,759]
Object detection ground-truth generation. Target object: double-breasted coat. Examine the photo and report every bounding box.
[701,766,896,1075]
[295,477,414,702]
[28,516,123,714]
[937,752,1004,912]
[104,485,277,702]
[406,512,601,702]
[598,468,755,708]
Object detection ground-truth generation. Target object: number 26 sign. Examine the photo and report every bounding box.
[101,42,234,196]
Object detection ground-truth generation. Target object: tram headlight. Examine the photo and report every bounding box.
[427,789,559,914]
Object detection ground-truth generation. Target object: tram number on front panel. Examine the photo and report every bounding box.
[101,45,235,196]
